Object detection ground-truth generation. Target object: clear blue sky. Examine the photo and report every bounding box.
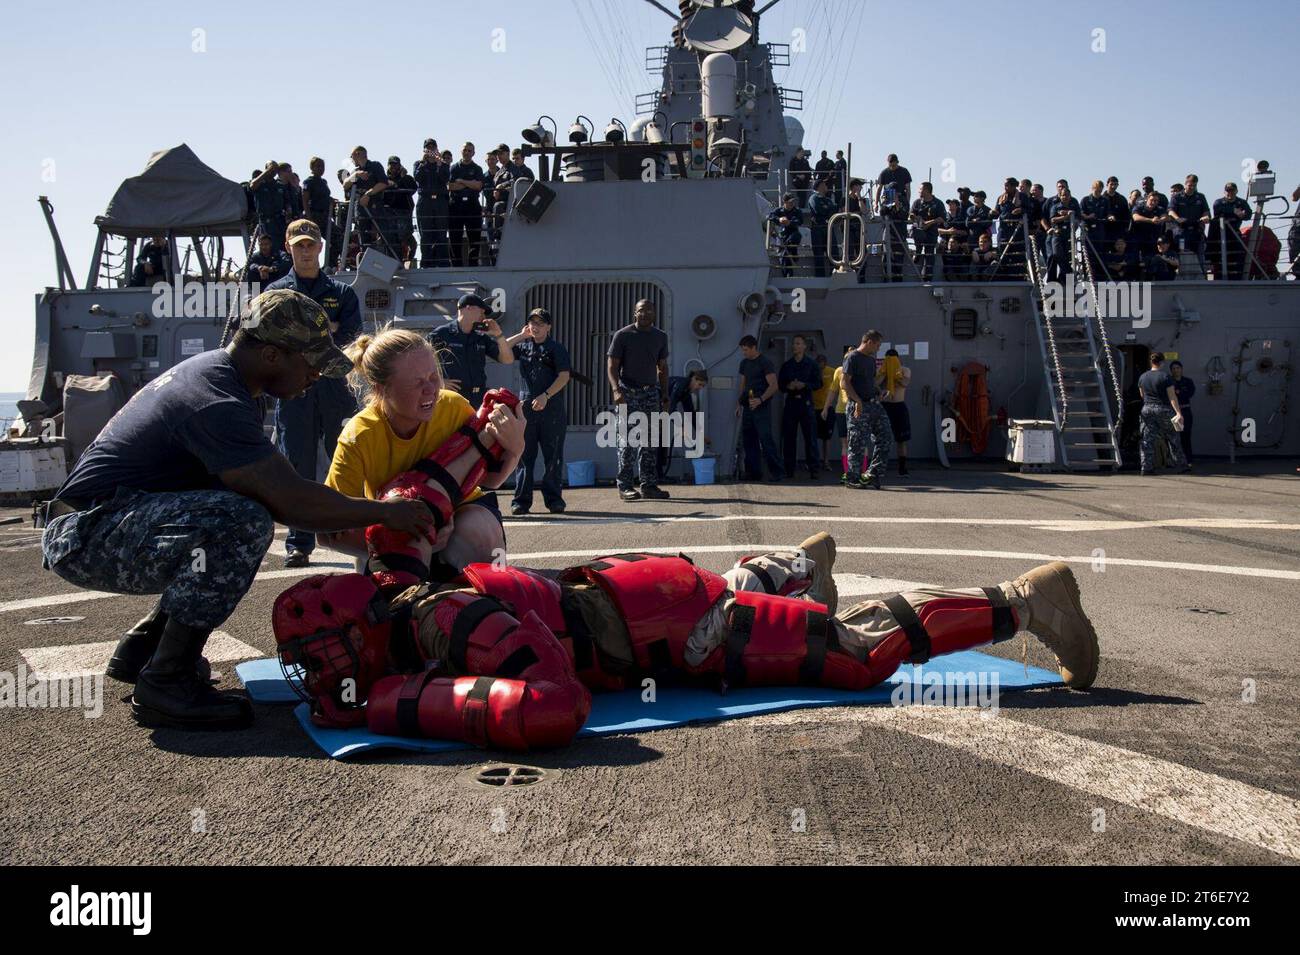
[1,0,1295,391]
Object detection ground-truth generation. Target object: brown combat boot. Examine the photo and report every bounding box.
[1008,562,1099,688]
[797,531,838,616]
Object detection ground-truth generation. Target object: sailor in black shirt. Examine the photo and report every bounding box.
[414,138,451,268]
[447,142,485,267]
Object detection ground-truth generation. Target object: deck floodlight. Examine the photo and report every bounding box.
[568,116,593,144]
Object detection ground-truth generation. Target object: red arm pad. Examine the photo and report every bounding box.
[365,388,521,591]
[367,672,590,750]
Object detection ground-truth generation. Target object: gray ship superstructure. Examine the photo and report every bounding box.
[21,0,1299,487]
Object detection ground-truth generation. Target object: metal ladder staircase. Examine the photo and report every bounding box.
[1026,233,1123,471]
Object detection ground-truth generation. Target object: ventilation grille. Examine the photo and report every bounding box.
[364,288,391,311]
[951,308,978,340]
[523,280,667,428]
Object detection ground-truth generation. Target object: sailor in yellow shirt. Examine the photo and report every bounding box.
[811,352,836,470]
[820,347,852,478]
[320,327,525,576]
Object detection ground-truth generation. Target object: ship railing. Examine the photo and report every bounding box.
[635,91,665,116]
[1052,206,1295,282]
[765,208,1040,284]
[767,43,791,67]
[95,238,130,288]
[1071,224,1125,448]
[828,212,867,271]
[1026,227,1069,430]
[323,186,518,273]
[777,87,803,111]
[758,167,860,206]
[1211,211,1296,280]
[644,45,669,72]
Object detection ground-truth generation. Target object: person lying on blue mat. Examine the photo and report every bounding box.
[273,329,1096,750]
[274,528,1100,752]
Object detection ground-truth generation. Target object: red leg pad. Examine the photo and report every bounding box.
[713,590,874,691]
[865,594,1021,679]
[367,672,590,750]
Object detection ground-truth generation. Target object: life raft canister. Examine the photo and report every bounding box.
[953,361,991,454]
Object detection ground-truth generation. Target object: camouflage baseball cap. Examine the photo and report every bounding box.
[241,289,352,378]
[285,218,322,246]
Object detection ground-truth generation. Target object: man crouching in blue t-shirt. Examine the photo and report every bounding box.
[40,289,434,730]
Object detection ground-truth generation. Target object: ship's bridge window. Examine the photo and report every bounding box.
[951,308,978,340]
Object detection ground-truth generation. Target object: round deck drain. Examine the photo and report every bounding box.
[457,763,553,790]
[24,616,85,625]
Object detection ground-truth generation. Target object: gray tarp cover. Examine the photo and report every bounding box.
[95,144,248,237]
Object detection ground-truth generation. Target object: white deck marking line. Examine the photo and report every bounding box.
[0,591,120,614]
[0,567,926,617]
[506,546,1300,581]
[19,631,259,680]
[500,514,1300,533]
[744,707,1300,861]
[834,574,933,598]
[5,545,1294,617]
[0,559,358,615]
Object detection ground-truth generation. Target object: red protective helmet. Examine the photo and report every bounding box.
[271,573,396,727]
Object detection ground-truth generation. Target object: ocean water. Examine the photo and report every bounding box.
[1,392,22,425]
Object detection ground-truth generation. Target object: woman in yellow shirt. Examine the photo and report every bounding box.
[820,346,852,479]
[320,327,524,575]
[811,352,835,471]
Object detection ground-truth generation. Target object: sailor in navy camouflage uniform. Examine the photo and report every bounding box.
[1210,182,1252,280]
[414,138,451,267]
[248,161,292,254]
[607,299,670,501]
[909,181,946,281]
[842,332,893,489]
[1042,182,1081,282]
[808,179,838,277]
[41,289,433,731]
[768,194,803,277]
[507,307,571,515]
[1169,174,1211,272]
[427,292,514,410]
[267,219,362,567]
[1136,351,1189,475]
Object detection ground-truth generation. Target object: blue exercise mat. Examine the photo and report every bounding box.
[236,657,302,704]
[239,652,1062,760]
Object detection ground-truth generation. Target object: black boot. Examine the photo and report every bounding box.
[897,457,908,477]
[132,619,252,730]
[106,603,212,685]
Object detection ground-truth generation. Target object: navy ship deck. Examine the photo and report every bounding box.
[3,464,1297,865]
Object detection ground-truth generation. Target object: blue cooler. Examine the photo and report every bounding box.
[691,456,716,485]
[566,460,595,487]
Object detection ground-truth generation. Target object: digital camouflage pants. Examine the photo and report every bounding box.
[616,384,662,491]
[1139,405,1187,473]
[42,488,275,629]
[845,399,893,480]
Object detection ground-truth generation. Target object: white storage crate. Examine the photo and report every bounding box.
[0,442,68,493]
[1006,420,1057,465]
